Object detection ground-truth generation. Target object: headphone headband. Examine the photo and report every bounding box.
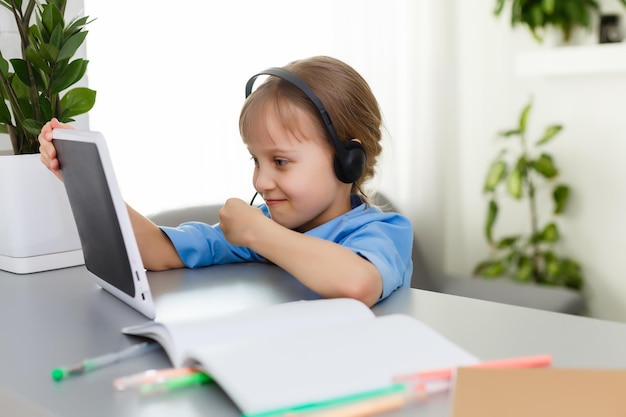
[245,67,365,184]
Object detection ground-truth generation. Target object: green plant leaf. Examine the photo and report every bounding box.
[0,55,8,76]
[49,24,63,50]
[473,259,505,278]
[541,222,559,243]
[536,124,562,145]
[22,118,43,136]
[498,129,521,138]
[38,95,53,122]
[24,45,51,74]
[515,256,533,282]
[484,160,507,192]
[9,58,30,86]
[561,258,584,290]
[41,1,64,35]
[494,0,505,15]
[532,153,559,178]
[0,98,12,124]
[506,164,523,199]
[65,16,90,35]
[58,31,88,61]
[553,184,569,214]
[50,59,87,94]
[60,87,96,118]
[485,199,498,244]
[518,101,532,134]
[39,43,60,63]
[542,0,555,14]
[497,235,520,249]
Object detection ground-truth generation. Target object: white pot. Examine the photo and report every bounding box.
[0,154,83,274]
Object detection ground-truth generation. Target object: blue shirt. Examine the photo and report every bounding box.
[161,194,413,302]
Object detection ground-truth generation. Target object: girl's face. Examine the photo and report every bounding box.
[246,104,352,232]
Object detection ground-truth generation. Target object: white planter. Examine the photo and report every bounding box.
[0,154,83,274]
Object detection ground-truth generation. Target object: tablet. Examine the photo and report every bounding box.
[52,129,155,319]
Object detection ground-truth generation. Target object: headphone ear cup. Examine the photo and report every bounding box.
[334,140,366,184]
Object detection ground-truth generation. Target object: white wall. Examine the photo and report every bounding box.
[448,0,626,322]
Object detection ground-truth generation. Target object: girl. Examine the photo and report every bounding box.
[39,56,413,307]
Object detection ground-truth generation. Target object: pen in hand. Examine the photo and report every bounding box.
[51,342,160,381]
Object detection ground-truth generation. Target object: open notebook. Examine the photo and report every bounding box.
[123,297,479,416]
[52,129,156,318]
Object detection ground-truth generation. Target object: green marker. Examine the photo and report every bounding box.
[139,372,213,394]
[51,342,159,381]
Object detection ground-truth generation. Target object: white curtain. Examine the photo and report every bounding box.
[82,0,452,270]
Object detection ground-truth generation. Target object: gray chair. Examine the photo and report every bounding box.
[371,192,586,315]
[148,196,586,315]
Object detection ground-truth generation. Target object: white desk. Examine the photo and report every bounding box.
[1,264,626,417]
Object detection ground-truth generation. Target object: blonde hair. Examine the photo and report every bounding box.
[239,56,382,199]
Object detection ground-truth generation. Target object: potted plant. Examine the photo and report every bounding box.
[493,0,626,44]
[473,99,584,291]
[0,0,96,273]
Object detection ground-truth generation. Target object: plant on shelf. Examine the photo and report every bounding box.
[493,0,626,43]
[473,99,584,291]
[0,0,96,155]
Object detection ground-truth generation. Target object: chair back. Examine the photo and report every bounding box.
[370,192,442,291]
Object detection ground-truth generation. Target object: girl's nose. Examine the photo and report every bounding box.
[253,165,275,192]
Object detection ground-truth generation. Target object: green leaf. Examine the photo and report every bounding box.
[484,160,507,192]
[498,129,521,138]
[22,118,43,136]
[50,59,87,94]
[0,98,12,124]
[553,184,569,214]
[65,16,90,36]
[42,1,65,35]
[485,199,498,244]
[494,0,505,15]
[515,256,533,282]
[542,0,555,14]
[506,165,523,199]
[561,258,584,290]
[473,259,506,278]
[25,45,52,74]
[38,95,54,122]
[49,24,64,50]
[9,58,30,86]
[532,153,559,178]
[60,87,96,118]
[536,124,562,146]
[518,101,532,134]
[541,222,559,243]
[0,55,8,76]
[58,31,88,61]
[497,235,520,249]
[39,43,60,63]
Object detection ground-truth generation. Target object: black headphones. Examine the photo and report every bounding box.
[245,67,366,184]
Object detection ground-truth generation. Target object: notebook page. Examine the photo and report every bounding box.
[187,314,479,415]
[123,298,374,367]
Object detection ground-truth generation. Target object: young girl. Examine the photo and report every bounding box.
[39,56,413,307]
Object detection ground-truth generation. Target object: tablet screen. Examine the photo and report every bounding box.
[55,139,135,297]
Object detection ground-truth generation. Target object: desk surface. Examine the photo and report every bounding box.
[1,264,626,417]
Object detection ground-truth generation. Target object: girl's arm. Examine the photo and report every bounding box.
[219,199,383,306]
[126,204,184,271]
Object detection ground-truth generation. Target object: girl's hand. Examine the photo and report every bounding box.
[219,198,270,247]
[38,118,73,181]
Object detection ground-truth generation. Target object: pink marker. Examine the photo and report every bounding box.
[393,354,553,383]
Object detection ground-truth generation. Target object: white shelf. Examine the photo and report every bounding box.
[515,42,626,76]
